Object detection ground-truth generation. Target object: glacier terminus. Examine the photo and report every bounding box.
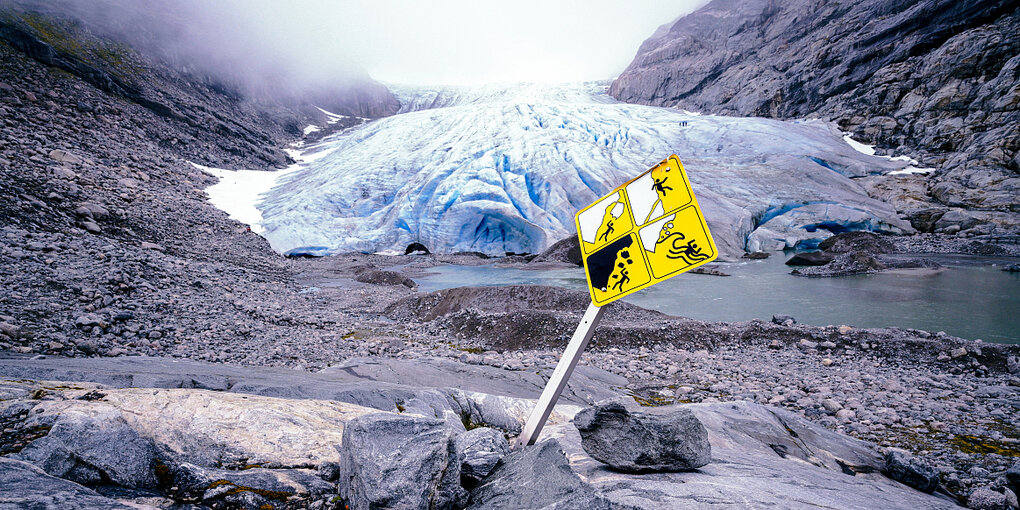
[254,82,915,259]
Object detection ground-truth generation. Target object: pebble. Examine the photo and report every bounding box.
[798,339,818,351]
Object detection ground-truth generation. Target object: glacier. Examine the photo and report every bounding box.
[256,82,914,259]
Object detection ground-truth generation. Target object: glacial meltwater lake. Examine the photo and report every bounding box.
[414,254,1020,344]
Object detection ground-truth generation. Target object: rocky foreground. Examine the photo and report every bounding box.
[2,354,1008,509]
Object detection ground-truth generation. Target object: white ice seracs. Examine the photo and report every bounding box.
[255,82,914,259]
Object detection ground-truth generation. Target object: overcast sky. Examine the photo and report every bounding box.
[203,0,708,86]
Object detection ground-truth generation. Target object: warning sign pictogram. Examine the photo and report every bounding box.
[574,155,717,306]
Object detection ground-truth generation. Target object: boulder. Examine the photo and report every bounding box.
[1006,462,1020,496]
[817,231,894,255]
[354,269,417,288]
[454,427,510,488]
[572,402,710,472]
[934,209,982,233]
[48,148,82,164]
[466,439,611,510]
[968,487,1009,510]
[772,314,797,326]
[530,235,583,266]
[338,413,467,510]
[785,251,833,266]
[883,448,940,493]
[0,457,134,509]
[15,402,158,488]
[904,208,949,233]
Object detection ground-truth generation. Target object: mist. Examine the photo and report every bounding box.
[11,0,707,93]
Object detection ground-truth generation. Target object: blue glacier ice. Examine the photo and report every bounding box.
[257,82,913,259]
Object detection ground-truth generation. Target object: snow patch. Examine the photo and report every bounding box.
[843,133,925,171]
[194,163,299,234]
[302,124,321,135]
[195,139,339,236]
[889,166,935,175]
[842,134,877,156]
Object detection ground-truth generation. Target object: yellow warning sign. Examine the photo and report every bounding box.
[575,155,717,306]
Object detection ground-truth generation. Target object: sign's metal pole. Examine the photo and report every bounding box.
[514,301,606,449]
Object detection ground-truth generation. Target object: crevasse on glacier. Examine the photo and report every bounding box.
[257,82,912,259]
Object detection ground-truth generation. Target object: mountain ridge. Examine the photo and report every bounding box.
[611,0,1020,238]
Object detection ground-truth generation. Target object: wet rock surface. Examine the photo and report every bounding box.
[790,231,946,277]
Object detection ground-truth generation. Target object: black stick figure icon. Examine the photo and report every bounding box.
[652,176,672,196]
[598,220,615,242]
[611,266,630,292]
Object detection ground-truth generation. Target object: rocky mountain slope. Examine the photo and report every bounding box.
[0,3,398,169]
[611,0,1019,240]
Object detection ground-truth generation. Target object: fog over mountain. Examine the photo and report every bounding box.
[6,0,371,97]
[11,0,710,87]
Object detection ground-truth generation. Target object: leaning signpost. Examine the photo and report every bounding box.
[514,154,718,448]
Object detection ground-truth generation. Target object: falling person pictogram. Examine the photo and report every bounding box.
[644,163,674,223]
[655,221,710,265]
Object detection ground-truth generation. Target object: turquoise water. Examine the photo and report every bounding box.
[415,254,1020,343]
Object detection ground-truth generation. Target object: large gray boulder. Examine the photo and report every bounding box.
[453,427,510,488]
[572,402,710,472]
[884,448,940,493]
[968,487,1009,510]
[15,402,159,488]
[466,439,611,510]
[0,457,134,510]
[338,413,467,510]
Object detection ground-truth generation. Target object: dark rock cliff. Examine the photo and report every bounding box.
[611,0,1019,234]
